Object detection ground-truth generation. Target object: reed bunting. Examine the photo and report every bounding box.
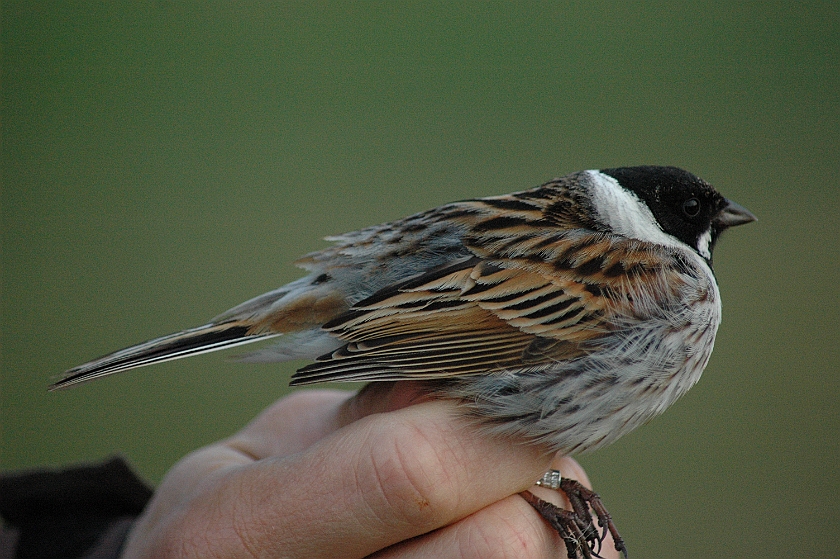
[53,166,756,558]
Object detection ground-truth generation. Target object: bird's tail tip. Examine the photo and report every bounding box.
[50,322,280,391]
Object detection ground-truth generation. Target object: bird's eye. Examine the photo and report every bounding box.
[682,198,700,217]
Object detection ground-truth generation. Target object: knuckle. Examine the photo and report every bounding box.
[151,479,263,559]
[361,417,461,529]
[151,517,226,559]
[456,499,557,559]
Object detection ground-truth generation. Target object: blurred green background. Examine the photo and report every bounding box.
[3,2,838,557]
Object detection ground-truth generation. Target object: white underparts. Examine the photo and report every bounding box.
[585,170,687,251]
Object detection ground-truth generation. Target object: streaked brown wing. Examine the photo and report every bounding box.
[289,238,640,385]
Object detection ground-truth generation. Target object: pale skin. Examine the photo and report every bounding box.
[121,382,620,559]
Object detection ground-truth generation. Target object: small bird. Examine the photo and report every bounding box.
[53,166,755,558]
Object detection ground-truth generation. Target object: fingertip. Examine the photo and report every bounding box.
[237,389,347,430]
[335,381,433,427]
[231,389,355,458]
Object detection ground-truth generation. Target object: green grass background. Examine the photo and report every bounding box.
[3,2,838,557]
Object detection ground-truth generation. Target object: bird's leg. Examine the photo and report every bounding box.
[521,470,627,559]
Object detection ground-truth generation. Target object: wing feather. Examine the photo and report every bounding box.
[290,247,643,385]
[291,220,686,386]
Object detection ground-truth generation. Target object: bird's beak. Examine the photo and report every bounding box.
[716,199,757,229]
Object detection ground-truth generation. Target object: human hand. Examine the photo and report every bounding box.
[121,383,620,558]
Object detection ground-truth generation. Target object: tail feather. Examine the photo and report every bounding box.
[50,322,280,391]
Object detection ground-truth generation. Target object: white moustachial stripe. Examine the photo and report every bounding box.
[695,229,713,260]
[585,170,686,251]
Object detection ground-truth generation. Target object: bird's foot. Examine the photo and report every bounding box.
[521,470,627,559]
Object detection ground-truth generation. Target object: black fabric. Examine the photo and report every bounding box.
[0,457,153,559]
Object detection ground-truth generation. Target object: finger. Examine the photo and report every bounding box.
[264,399,551,557]
[229,388,356,459]
[148,384,444,513]
[228,382,440,462]
[370,493,563,559]
[226,382,437,461]
[185,399,552,559]
[123,389,356,548]
[334,381,433,427]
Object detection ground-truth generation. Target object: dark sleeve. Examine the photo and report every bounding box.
[0,457,153,559]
